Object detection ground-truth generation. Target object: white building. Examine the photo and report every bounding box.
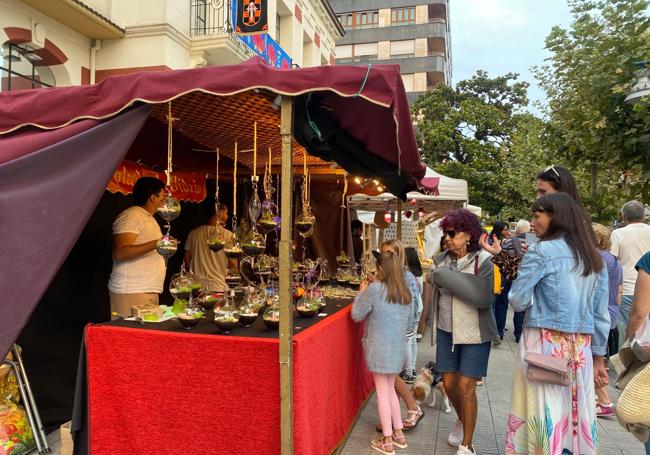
[0,0,343,90]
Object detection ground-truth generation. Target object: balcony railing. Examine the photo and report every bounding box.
[191,0,232,37]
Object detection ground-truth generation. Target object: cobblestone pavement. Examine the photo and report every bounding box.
[339,309,646,455]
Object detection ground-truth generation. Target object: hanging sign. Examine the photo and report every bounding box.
[107,160,207,202]
[235,0,268,35]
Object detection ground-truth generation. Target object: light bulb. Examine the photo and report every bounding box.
[354,177,362,184]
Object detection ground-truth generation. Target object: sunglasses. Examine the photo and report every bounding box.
[543,165,560,178]
[443,230,457,239]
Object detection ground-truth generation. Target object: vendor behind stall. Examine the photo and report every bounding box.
[184,200,236,292]
[108,177,167,316]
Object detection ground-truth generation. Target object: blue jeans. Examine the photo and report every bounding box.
[493,280,512,338]
[645,437,650,455]
[618,295,634,346]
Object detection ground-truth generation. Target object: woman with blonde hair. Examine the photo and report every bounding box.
[352,239,414,454]
[592,222,623,417]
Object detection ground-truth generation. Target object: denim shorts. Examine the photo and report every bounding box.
[436,329,491,378]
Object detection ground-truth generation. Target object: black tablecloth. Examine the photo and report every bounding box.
[101,297,351,337]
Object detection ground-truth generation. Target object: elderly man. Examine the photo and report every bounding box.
[611,200,650,345]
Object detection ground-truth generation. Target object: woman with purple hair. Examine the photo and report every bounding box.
[423,209,497,455]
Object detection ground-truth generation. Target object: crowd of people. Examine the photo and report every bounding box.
[351,165,650,455]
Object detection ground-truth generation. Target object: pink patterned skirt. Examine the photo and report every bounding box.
[506,327,598,455]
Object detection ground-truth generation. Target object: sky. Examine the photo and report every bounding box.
[450,0,574,113]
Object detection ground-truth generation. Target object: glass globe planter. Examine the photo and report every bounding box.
[241,231,266,257]
[156,234,178,257]
[157,195,181,222]
[257,200,279,234]
[296,297,319,318]
[223,238,244,260]
[294,210,315,238]
[262,303,280,330]
[214,297,240,333]
[177,301,204,329]
[225,269,241,288]
[169,274,193,301]
[238,300,259,327]
[207,238,225,252]
[196,291,225,312]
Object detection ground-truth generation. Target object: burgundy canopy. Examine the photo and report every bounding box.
[0,58,429,357]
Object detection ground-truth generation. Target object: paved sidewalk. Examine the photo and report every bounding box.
[339,309,646,455]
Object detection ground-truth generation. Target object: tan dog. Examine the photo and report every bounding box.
[411,362,451,414]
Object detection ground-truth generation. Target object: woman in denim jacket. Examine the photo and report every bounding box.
[505,193,610,455]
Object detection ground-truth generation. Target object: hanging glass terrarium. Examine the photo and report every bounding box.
[214,291,240,333]
[295,158,314,238]
[258,149,280,234]
[156,233,178,258]
[207,148,226,253]
[258,199,279,234]
[157,194,181,222]
[225,268,241,288]
[242,230,266,257]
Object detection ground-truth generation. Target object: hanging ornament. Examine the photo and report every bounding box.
[295,152,315,238]
[384,211,392,223]
[208,148,226,253]
[258,148,279,234]
[156,102,181,258]
[248,121,262,225]
[418,207,425,220]
[224,141,243,260]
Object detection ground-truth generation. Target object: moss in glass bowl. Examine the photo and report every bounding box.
[257,216,278,234]
[171,299,188,315]
[170,286,192,301]
[294,221,314,234]
[207,238,225,252]
[177,311,203,329]
[196,292,224,311]
[296,299,319,318]
[239,312,259,327]
[215,316,239,332]
[242,243,265,257]
[336,252,351,267]
[224,246,244,260]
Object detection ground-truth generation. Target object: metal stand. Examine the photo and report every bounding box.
[2,345,51,453]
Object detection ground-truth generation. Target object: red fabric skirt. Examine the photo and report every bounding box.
[86,305,373,454]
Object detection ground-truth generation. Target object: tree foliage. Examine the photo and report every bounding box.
[413,71,552,221]
[535,0,650,218]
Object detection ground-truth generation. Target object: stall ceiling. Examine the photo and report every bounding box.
[149,90,331,174]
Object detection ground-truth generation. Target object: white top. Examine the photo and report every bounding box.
[610,223,650,295]
[185,225,234,291]
[108,206,165,294]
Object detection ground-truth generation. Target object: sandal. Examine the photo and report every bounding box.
[403,406,424,432]
[392,430,408,449]
[370,435,395,455]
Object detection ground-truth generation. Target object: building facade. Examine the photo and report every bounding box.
[0,0,343,91]
[329,0,451,102]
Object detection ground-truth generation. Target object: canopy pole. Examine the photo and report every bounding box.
[397,200,403,240]
[279,95,294,455]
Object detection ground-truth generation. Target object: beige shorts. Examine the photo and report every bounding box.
[109,292,159,318]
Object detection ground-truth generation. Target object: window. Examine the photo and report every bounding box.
[0,42,55,92]
[336,10,378,31]
[276,13,281,43]
[391,7,416,26]
[401,74,414,92]
[390,40,415,58]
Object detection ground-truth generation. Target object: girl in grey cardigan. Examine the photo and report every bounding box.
[352,239,414,455]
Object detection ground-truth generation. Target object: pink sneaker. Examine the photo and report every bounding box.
[596,402,615,418]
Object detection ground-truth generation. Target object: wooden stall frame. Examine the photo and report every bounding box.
[279,96,294,455]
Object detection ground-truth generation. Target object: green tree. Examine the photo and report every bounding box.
[535,0,650,219]
[412,71,552,220]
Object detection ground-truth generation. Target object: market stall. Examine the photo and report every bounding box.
[348,167,469,260]
[0,58,431,454]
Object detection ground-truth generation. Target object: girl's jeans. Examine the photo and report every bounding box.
[373,373,403,436]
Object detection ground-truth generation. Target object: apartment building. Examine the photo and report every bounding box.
[329,0,451,102]
[0,0,343,91]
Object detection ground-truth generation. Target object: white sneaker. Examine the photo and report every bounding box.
[456,444,476,455]
[447,420,464,447]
